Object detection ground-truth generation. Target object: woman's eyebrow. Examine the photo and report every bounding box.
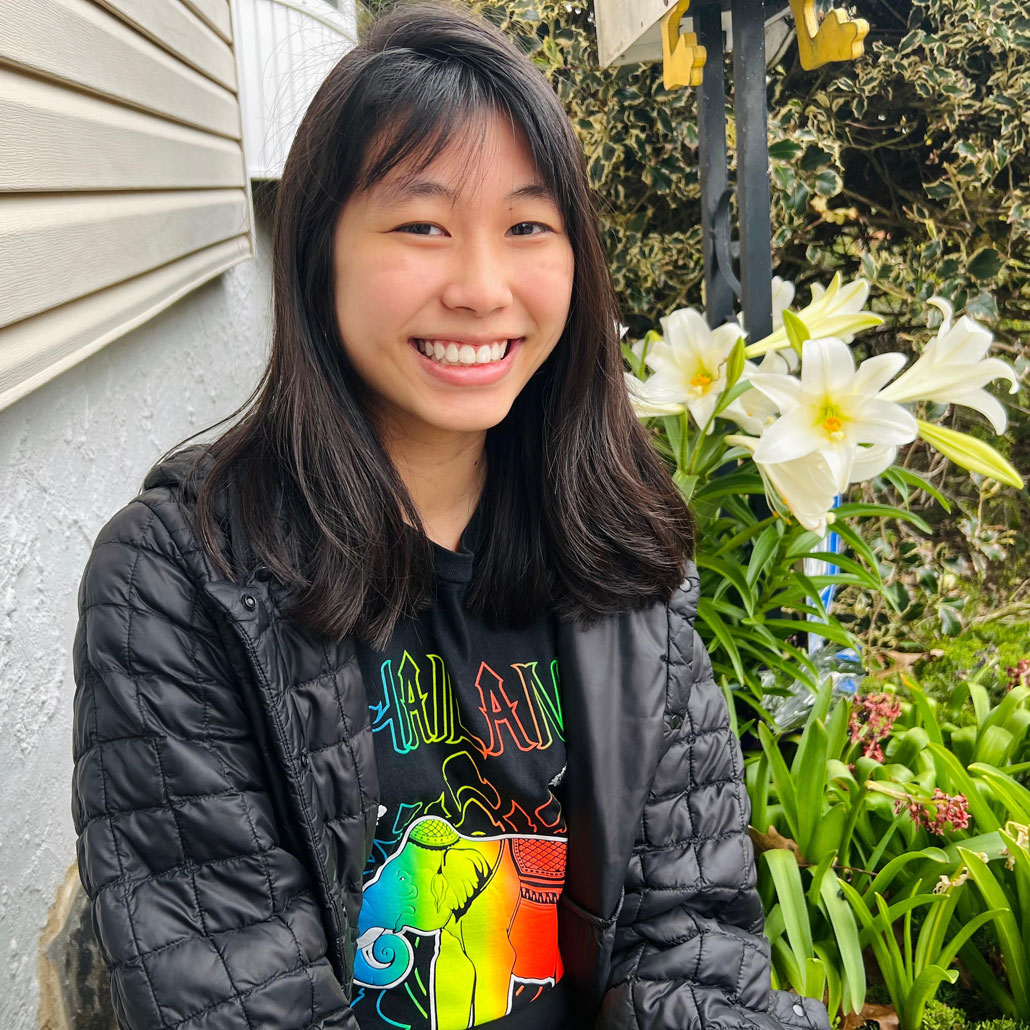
[374,178,554,205]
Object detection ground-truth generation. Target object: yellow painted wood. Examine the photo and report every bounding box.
[661,0,706,90]
[789,0,868,69]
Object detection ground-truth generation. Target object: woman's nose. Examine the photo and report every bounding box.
[439,239,514,315]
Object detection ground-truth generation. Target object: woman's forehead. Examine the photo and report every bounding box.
[358,107,552,203]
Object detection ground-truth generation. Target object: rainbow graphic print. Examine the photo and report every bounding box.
[354,650,567,1030]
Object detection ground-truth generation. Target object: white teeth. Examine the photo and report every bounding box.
[415,338,512,366]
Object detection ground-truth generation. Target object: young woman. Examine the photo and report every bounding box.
[71,4,832,1030]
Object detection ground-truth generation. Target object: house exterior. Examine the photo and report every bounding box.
[0,1,356,1025]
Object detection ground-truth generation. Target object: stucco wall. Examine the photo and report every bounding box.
[0,202,275,1030]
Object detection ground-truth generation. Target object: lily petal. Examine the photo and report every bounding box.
[759,453,839,533]
[848,397,918,445]
[801,337,856,397]
[850,442,897,482]
[753,407,824,464]
[851,351,908,397]
[948,388,1009,434]
[749,371,803,412]
[821,442,855,494]
[624,373,686,417]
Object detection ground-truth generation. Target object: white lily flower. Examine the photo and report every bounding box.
[879,297,1019,434]
[724,437,898,535]
[727,434,840,534]
[644,308,744,433]
[750,336,917,492]
[624,372,686,417]
[746,273,884,358]
[723,349,790,435]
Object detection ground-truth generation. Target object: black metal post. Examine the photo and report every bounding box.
[730,0,773,340]
[696,4,736,329]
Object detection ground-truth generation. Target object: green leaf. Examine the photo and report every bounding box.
[803,957,827,1005]
[819,867,867,1015]
[764,848,813,961]
[886,466,953,512]
[759,721,799,839]
[903,680,945,747]
[967,247,1003,280]
[833,502,933,534]
[713,377,754,417]
[769,140,805,160]
[969,764,1030,823]
[863,850,948,902]
[904,966,959,1029]
[746,525,781,588]
[697,597,746,685]
[958,847,1030,1011]
[695,553,756,617]
[674,470,700,502]
[794,718,828,858]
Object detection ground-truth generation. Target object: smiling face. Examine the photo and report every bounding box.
[331,109,575,444]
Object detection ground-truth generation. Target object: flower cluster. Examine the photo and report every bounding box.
[848,692,901,762]
[932,868,971,893]
[625,277,1022,534]
[1006,658,1030,691]
[1000,820,1030,870]
[894,788,972,835]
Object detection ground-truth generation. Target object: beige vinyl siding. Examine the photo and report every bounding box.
[0,0,253,412]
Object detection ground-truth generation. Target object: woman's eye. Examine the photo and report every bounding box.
[396,223,445,236]
[509,221,551,236]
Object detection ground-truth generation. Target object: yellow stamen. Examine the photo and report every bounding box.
[819,402,846,441]
[691,372,714,390]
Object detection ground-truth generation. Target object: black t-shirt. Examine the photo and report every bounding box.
[352,506,570,1030]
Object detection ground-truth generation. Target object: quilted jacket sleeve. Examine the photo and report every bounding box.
[71,496,354,1030]
[597,592,832,1030]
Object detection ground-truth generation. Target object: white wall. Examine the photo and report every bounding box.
[0,205,274,1030]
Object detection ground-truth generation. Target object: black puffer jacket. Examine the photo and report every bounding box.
[72,447,831,1030]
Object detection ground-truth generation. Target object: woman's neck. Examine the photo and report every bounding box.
[384,427,487,552]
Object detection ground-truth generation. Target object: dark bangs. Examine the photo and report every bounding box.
[166,0,694,649]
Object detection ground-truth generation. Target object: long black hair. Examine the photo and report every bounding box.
[167,0,693,648]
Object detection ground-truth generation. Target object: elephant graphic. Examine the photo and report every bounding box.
[355,816,566,1027]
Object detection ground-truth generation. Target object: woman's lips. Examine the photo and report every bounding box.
[408,336,523,385]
